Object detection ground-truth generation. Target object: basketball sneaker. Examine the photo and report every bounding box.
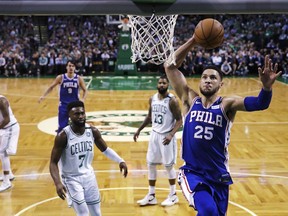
[0,173,15,181]
[137,193,157,206]
[161,193,179,206]
[0,181,12,192]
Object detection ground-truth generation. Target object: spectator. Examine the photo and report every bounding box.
[101,50,110,72]
[0,15,288,77]
[28,60,39,77]
[0,53,6,76]
[82,51,93,76]
[194,51,206,74]
[211,51,223,66]
[221,53,233,75]
[38,52,48,76]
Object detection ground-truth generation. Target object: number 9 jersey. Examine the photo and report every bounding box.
[59,73,80,105]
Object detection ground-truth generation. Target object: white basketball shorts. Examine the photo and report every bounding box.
[62,170,101,207]
[0,122,20,155]
[147,130,177,166]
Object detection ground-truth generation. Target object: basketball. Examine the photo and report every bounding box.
[194,18,224,49]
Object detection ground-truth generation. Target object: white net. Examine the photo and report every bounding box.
[128,14,178,65]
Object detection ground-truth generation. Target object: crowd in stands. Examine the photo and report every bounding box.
[0,14,288,78]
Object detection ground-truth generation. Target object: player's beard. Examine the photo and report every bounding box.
[74,119,86,127]
[200,86,220,97]
[157,86,168,95]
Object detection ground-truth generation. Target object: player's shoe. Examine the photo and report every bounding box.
[137,193,157,206]
[0,173,15,181]
[161,193,179,206]
[0,181,12,192]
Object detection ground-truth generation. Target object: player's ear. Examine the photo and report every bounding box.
[220,81,224,87]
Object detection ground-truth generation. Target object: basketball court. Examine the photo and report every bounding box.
[0,75,287,216]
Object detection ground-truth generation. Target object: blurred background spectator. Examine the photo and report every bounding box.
[0,14,287,77]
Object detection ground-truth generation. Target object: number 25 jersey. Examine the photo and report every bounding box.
[181,96,233,183]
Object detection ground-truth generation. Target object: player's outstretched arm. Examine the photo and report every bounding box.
[49,131,68,200]
[259,55,282,91]
[228,55,282,112]
[38,75,62,103]
[164,35,198,113]
[163,97,183,145]
[93,127,128,177]
[133,97,152,142]
[119,162,128,178]
[78,76,88,102]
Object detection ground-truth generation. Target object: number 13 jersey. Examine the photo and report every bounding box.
[151,93,175,134]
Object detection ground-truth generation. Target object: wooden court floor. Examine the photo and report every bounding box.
[0,76,287,216]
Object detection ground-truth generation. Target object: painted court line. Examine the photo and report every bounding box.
[12,170,288,216]
[14,187,257,216]
[18,121,288,127]
[14,169,288,179]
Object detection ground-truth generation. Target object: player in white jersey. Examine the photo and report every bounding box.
[133,75,182,207]
[0,95,20,192]
[50,101,128,216]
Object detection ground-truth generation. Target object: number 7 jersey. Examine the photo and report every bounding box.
[60,124,94,177]
[181,96,233,184]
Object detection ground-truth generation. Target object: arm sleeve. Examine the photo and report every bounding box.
[102,147,125,164]
[244,88,272,111]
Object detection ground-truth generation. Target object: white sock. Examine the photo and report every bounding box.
[149,186,155,195]
[0,153,11,171]
[169,184,176,196]
[3,174,10,184]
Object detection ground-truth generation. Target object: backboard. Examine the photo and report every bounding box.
[0,0,286,15]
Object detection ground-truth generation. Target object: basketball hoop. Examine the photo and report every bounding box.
[128,14,178,65]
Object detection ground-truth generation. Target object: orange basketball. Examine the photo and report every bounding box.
[194,18,224,49]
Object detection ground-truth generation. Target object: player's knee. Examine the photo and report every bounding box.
[148,164,157,180]
[197,202,218,216]
[88,203,101,216]
[165,165,176,179]
[0,152,6,159]
[194,190,218,216]
[73,203,90,216]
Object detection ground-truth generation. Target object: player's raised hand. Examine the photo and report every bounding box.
[259,55,282,90]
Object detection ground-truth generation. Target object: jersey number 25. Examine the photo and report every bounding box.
[194,125,214,140]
